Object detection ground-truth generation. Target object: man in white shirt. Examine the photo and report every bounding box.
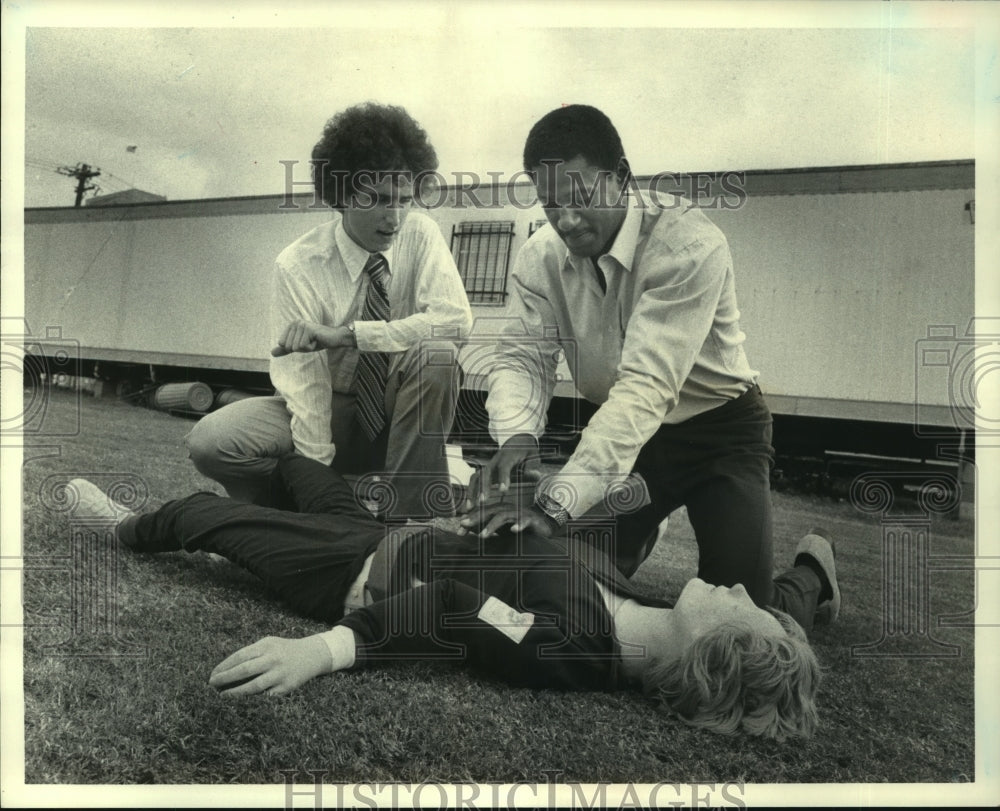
[187,103,472,518]
[460,105,838,628]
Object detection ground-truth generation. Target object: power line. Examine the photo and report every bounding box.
[26,154,62,164]
[55,163,101,207]
[27,157,138,190]
[25,157,63,172]
[93,174,130,192]
[102,171,136,190]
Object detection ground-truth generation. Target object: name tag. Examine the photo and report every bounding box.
[477,596,535,644]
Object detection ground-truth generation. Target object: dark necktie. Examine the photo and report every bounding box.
[593,260,607,295]
[356,253,391,440]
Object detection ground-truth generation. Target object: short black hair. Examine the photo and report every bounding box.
[311,102,438,208]
[522,104,626,175]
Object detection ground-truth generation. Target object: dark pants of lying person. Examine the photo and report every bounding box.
[118,455,822,688]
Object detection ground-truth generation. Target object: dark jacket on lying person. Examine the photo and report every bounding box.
[337,525,674,690]
[78,454,825,741]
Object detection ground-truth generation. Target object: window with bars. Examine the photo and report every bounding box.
[450,221,515,305]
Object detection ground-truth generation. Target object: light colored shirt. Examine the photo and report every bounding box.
[270,212,472,465]
[477,191,757,518]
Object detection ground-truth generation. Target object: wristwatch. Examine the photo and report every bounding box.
[346,321,358,347]
[534,492,570,528]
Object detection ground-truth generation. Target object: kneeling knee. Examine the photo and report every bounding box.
[415,342,461,389]
[185,413,229,472]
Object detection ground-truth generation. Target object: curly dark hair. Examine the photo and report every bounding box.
[311,102,438,208]
[523,104,627,176]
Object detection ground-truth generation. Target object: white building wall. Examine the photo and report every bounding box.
[23,164,975,424]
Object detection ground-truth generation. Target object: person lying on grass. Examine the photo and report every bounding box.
[69,454,838,741]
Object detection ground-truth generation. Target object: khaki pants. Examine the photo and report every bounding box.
[185,342,461,519]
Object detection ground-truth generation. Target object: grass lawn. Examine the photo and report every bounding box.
[16,389,977,786]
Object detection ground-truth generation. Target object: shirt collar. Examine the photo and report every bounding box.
[565,193,644,276]
[334,218,395,281]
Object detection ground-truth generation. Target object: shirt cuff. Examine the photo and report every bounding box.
[492,426,544,450]
[352,319,387,353]
[537,465,652,520]
[292,437,337,467]
[488,394,547,448]
[316,626,358,672]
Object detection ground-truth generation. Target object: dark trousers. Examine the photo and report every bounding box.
[575,386,820,628]
[120,455,385,624]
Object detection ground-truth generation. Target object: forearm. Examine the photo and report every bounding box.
[541,378,669,517]
[334,581,472,664]
[353,300,471,354]
[312,324,355,350]
[484,354,556,446]
[270,355,336,464]
[478,265,560,446]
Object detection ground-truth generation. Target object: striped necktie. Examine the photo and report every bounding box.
[356,253,391,440]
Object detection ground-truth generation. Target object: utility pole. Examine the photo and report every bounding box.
[56,163,101,207]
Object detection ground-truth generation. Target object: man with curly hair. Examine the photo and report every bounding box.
[187,103,472,518]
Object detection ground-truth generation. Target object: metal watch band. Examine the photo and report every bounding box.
[534,492,570,527]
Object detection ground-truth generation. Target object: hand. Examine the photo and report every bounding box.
[460,434,541,513]
[460,503,558,539]
[271,320,352,357]
[208,634,333,696]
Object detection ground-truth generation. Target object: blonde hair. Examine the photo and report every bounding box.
[643,609,821,741]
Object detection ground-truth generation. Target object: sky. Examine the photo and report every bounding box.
[9,2,987,208]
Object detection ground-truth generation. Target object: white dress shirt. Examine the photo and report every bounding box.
[270,212,472,465]
[477,191,758,518]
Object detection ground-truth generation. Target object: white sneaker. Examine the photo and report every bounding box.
[68,479,134,522]
[795,528,841,625]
